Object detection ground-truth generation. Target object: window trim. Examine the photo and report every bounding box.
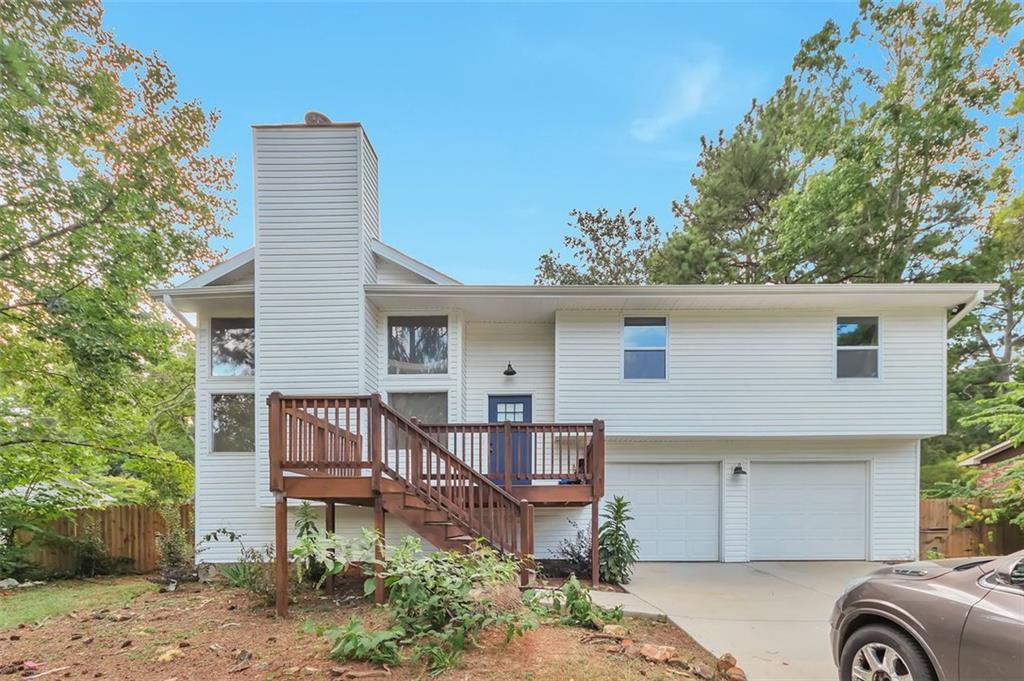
[834,315,882,381]
[210,391,256,455]
[209,317,256,378]
[386,315,450,376]
[621,315,669,381]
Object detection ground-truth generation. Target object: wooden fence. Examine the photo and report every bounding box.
[27,504,193,574]
[920,497,1024,558]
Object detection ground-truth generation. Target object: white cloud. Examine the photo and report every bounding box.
[629,56,721,143]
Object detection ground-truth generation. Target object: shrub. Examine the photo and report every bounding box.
[289,527,377,589]
[305,617,403,666]
[598,496,639,585]
[550,519,591,577]
[294,502,326,585]
[156,507,198,583]
[72,518,132,577]
[205,529,278,606]
[546,574,622,629]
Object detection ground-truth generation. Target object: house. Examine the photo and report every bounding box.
[152,114,996,614]
[958,440,1024,469]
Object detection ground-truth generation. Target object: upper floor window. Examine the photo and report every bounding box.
[388,316,448,374]
[836,316,879,378]
[624,317,667,379]
[211,393,255,452]
[211,317,255,376]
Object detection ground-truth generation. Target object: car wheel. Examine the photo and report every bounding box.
[840,624,936,681]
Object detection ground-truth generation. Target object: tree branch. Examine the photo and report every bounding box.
[0,196,117,263]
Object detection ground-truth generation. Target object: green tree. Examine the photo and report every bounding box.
[535,208,660,285]
[0,0,228,552]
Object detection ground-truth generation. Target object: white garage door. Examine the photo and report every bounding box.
[605,462,719,561]
[750,462,867,560]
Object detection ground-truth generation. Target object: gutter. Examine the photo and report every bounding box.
[162,294,196,334]
[946,289,988,330]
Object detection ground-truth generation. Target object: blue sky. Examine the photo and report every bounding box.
[105,2,858,283]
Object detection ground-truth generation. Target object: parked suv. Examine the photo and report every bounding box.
[831,550,1024,681]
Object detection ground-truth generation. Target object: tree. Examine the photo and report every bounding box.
[0,0,230,548]
[535,208,660,285]
[649,86,807,284]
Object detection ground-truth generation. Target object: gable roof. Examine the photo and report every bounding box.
[176,248,255,289]
[959,440,1024,467]
[371,240,460,285]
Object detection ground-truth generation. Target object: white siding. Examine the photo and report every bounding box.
[555,309,946,437]
[376,257,435,285]
[253,126,375,503]
[463,322,555,422]
[533,438,920,563]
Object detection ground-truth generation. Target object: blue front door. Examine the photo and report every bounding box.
[488,395,532,486]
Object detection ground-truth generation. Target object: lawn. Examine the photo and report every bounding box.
[0,576,718,680]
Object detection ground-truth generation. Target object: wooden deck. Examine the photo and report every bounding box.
[267,393,605,615]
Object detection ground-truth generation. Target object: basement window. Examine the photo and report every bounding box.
[388,316,448,374]
[836,317,879,379]
[624,317,667,379]
[211,393,255,453]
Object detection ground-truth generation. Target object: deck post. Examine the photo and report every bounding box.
[268,392,283,492]
[591,498,600,587]
[324,500,336,598]
[373,495,386,605]
[274,492,289,617]
[519,499,534,587]
[370,393,382,492]
[503,421,512,492]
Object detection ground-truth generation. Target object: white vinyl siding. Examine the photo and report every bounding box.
[555,309,946,437]
[463,322,555,423]
[376,257,436,284]
[253,126,375,504]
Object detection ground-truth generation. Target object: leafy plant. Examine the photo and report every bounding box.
[925,548,945,561]
[546,574,622,629]
[73,517,131,577]
[598,496,639,585]
[304,617,403,666]
[156,507,201,583]
[218,545,277,606]
[289,527,377,589]
[294,502,326,585]
[550,519,592,578]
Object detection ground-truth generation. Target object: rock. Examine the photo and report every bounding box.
[690,662,714,680]
[0,577,19,589]
[208,643,224,654]
[157,647,184,662]
[70,634,82,641]
[329,668,351,678]
[725,666,748,681]
[228,661,252,674]
[234,649,252,662]
[109,612,134,622]
[120,640,132,649]
[602,624,628,637]
[639,644,678,664]
[717,653,737,672]
[81,637,94,645]
[302,668,319,676]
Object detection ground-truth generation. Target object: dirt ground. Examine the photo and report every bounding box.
[0,576,716,681]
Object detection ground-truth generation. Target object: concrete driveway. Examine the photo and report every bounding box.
[624,562,880,681]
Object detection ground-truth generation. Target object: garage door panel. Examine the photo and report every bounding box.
[750,462,867,560]
[606,462,720,561]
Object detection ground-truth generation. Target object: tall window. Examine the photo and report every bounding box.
[624,317,667,379]
[211,318,255,376]
[388,316,448,374]
[836,317,879,378]
[212,393,255,452]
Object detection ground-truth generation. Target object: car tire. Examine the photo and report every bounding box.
[840,624,937,681]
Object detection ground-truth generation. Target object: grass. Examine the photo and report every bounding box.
[0,577,156,629]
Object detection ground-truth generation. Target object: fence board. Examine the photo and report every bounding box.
[919,497,1024,558]
[25,504,193,575]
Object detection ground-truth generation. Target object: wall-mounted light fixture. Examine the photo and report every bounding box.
[503,362,517,377]
[732,463,748,476]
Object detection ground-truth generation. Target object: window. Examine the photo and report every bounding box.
[212,393,255,452]
[624,317,667,379]
[836,316,879,378]
[388,392,448,424]
[211,318,255,376]
[387,316,448,374]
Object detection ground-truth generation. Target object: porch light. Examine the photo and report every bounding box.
[732,464,748,476]
[503,362,517,377]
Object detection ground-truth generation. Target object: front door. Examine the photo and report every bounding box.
[488,395,532,486]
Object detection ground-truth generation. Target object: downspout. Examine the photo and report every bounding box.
[162,294,197,334]
[946,289,987,330]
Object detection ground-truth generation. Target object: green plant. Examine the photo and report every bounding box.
[546,574,622,629]
[156,508,199,583]
[551,519,591,577]
[72,518,131,577]
[289,527,377,589]
[304,617,403,666]
[598,496,639,585]
[218,545,276,606]
[925,547,945,561]
[294,502,326,585]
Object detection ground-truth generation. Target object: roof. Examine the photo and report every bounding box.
[365,283,997,322]
[959,440,1024,467]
